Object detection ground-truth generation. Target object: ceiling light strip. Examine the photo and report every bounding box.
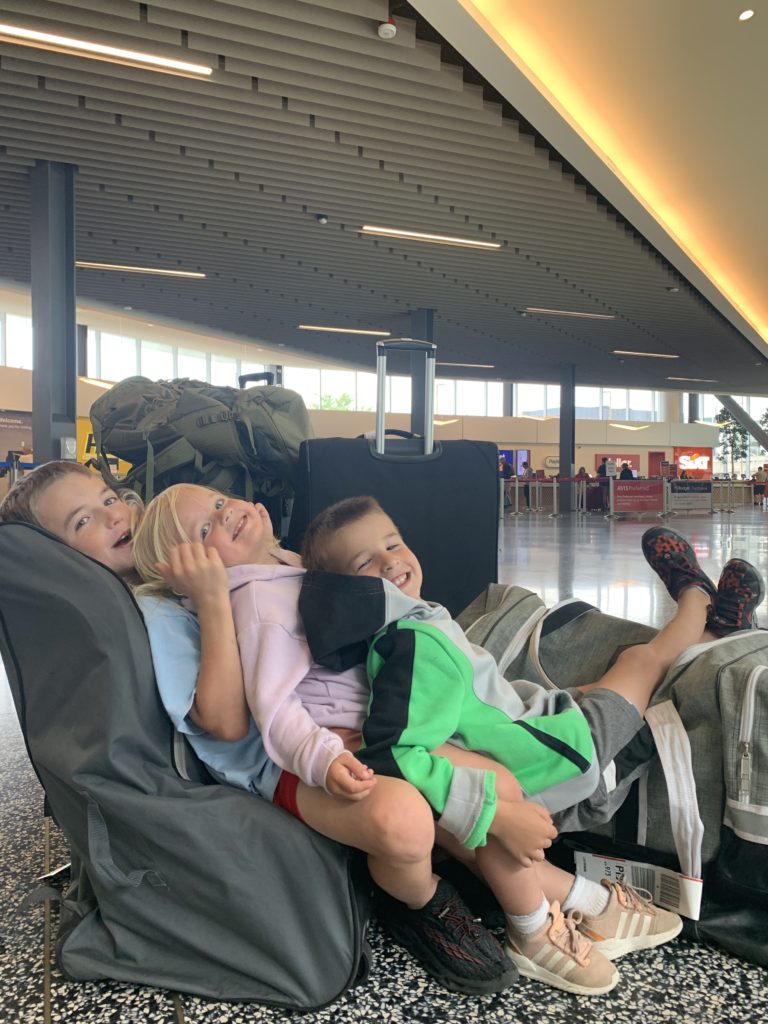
[525,307,615,319]
[613,349,679,359]
[667,376,718,383]
[437,361,495,368]
[0,23,213,76]
[297,324,391,336]
[360,225,500,250]
[76,261,205,278]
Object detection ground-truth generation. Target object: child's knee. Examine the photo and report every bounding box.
[491,763,523,803]
[372,784,434,861]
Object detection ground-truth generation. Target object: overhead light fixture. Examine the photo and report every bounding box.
[613,349,679,359]
[433,418,460,426]
[359,225,500,250]
[437,361,495,369]
[609,423,651,432]
[297,324,391,336]
[668,376,718,383]
[78,376,113,390]
[76,261,205,278]
[0,23,213,77]
[739,10,755,21]
[524,307,615,319]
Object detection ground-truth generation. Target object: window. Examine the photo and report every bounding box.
[545,385,561,416]
[100,332,138,381]
[140,340,174,381]
[517,383,546,417]
[283,366,321,408]
[575,386,600,419]
[5,315,33,369]
[86,327,99,378]
[456,380,486,415]
[389,375,411,414]
[487,382,504,417]
[177,348,208,380]
[210,354,238,387]
[239,359,266,383]
[628,389,654,421]
[356,371,377,412]
[319,369,357,411]
[435,378,456,415]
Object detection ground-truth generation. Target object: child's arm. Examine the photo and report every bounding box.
[238,618,375,798]
[156,542,249,742]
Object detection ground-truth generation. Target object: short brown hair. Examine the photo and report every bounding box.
[301,495,386,571]
[0,460,94,527]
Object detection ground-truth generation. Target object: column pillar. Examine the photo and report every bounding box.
[559,364,576,512]
[409,308,433,435]
[661,391,682,423]
[688,393,700,423]
[502,382,514,416]
[30,160,77,462]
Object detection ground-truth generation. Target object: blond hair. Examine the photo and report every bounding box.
[301,495,387,571]
[132,483,196,597]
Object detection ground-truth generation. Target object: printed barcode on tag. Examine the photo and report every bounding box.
[659,873,681,907]
[628,865,656,892]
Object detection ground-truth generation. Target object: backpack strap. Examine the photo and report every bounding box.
[644,700,704,878]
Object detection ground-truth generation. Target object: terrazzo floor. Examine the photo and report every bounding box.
[2,506,767,1023]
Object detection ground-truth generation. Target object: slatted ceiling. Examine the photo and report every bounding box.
[0,2,763,392]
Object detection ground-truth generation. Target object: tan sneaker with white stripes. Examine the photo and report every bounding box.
[578,880,683,960]
[505,901,619,996]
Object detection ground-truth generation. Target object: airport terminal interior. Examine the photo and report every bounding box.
[1,2,767,1022]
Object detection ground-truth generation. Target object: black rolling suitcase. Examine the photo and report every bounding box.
[287,340,499,616]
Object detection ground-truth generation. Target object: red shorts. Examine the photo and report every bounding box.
[272,770,303,822]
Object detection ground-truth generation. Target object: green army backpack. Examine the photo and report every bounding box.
[90,376,313,502]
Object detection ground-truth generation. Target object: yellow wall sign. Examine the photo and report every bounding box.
[76,417,132,477]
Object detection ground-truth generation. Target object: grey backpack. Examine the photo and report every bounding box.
[90,376,313,502]
[0,523,369,1006]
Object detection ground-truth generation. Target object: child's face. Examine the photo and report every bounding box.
[323,511,423,599]
[174,486,274,567]
[33,473,135,576]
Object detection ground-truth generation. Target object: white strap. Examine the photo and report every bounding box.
[644,701,704,879]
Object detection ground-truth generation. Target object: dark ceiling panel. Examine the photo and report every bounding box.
[0,0,765,392]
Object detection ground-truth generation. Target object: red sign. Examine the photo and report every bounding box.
[673,447,713,479]
[613,480,665,513]
[595,453,639,472]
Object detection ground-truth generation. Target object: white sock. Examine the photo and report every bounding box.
[562,875,610,918]
[506,895,549,936]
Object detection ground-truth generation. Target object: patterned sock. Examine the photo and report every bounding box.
[506,895,549,936]
[562,875,610,917]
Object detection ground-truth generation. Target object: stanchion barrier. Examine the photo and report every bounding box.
[714,479,735,514]
[548,480,559,518]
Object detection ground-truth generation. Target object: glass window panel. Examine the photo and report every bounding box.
[389,375,411,414]
[283,366,321,408]
[210,354,238,387]
[456,380,486,415]
[100,332,137,381]
[140,339,174,381]
[517,383,546,417]
[435,379,456,415]
[546,384,561,416]
[319,369,357,410]
[699,394,720,422]
[5,314,33,369]
[605,388,628,419]
[178,348,208,380]
[487,382,504,417]
[86,327,99,378]
[575,386,600,419]
[239,359,265,382]
[356,371,377,412]
[628,388,654,422]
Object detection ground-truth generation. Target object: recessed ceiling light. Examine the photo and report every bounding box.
[667,376,718,383]
[76,261,205,278]
[437,361,495,368]
[297,324,391,336]
[359,225,500,250]
[739,10,755,21]
[613,349,679,359]
[666,286,680,293]
[525,307,615,319]
[0,23,213,76]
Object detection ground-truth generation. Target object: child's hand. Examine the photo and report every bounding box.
[325,751,376,801]
[156,542,228,605]
[491,801,557,868]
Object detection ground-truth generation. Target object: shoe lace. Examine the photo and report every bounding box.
[548,904,593,968]
[612,881,656,914]
[436,893,492,945]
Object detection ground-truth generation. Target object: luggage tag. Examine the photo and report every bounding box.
[573,850,703,920]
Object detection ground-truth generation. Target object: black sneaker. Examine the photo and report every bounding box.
[374,878,518,995]
[708,558,765,635]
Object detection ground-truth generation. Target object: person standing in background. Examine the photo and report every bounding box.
[521,461,535,511]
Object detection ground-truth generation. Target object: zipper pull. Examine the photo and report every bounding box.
[738,741,752,803]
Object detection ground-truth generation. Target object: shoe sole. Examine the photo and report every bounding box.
[590,918,683,961]
[505,946,619,996]
[385,930,519,995]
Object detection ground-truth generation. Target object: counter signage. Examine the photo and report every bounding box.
[613,479,664,513]
[669,480,713,512]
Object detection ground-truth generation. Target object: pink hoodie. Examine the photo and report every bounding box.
[226,556,369,791]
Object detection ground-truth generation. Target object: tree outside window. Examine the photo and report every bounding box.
[715,407,748,477]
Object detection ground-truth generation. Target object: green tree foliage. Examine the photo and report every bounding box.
[715,407,748,477]
[316,392,354,411]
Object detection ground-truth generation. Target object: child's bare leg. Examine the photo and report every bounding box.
[577,586,709,715]
[297,775,436,907]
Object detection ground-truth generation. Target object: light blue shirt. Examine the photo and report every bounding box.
[138,594,281,800]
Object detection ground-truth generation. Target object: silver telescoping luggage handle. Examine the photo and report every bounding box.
[375,339,436,455]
